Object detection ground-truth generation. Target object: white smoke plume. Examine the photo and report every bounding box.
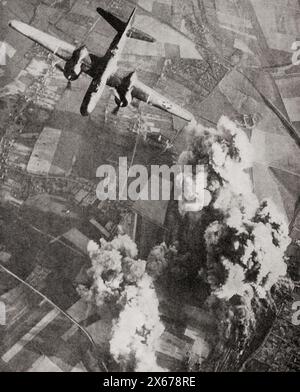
[175,167,212,215]
[110,275,166,372]
[180,116,290,303]
[177,115,291,354]
[78,235,165,371]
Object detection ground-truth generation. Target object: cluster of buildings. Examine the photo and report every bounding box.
[243,282,300,372]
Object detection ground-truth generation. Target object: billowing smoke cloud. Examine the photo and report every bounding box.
[171,116,291,352]
[204,198,290,302]
[179,116,290,301]
[77,234,165,371]
[110,275,165,372]
[146,243,169,280]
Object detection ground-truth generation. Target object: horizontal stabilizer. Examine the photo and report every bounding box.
[127,27,156,43]
[97,8,126,33]
[97,7,155,42]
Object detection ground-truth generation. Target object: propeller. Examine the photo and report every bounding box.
[55,63,72,91]
[110,71,138,115]
[112,104,121,115]
[111,88,121,115]
[65,80,72,91]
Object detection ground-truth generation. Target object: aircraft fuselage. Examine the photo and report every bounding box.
[80,9,136,116]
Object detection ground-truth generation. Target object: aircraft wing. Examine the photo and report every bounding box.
[97,8,156,43]
[9,20,76,61]
[131,79,195,122]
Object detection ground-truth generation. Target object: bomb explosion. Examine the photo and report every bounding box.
[77,116,292,371]
[77,235,165,372]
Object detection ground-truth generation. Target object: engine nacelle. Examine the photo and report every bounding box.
[64,46,90,81]
[114,71,136,108]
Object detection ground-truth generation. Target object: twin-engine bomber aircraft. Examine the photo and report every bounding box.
[9,7,194,122]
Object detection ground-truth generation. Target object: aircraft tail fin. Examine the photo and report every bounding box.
[97,7,156,43]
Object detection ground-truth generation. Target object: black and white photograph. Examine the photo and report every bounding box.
[0,0,299,375]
